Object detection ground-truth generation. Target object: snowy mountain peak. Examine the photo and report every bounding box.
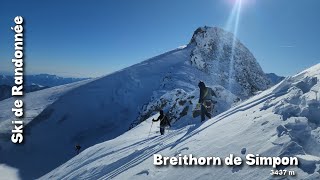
[189,26,271,98]
[190,26,233,44]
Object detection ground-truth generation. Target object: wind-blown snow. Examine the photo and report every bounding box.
[41,64,320,179]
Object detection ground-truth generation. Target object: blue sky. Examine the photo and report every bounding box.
[1,0,319,77]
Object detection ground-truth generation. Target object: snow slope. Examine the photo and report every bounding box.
[42,64,320,180]
[0,26,270,179]
[0,79,92,139]
[0,47,192,179]
[0,164,21,180]
[0,80,91,180]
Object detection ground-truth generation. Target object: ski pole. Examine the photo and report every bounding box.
[147,121,153,138]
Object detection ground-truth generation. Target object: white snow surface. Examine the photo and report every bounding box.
[0,80,92,135]
[41,64,320,180]
[0,164,20,180]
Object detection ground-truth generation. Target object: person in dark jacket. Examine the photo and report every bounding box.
[198,81,217,122]
[152,110,171,135]
[75,144,81,155]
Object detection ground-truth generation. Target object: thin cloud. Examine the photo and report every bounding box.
[280,45,295,48]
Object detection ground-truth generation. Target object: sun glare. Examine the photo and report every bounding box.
[226,0,255,6]
[224,0,243,98]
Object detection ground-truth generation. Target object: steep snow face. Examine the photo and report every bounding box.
[190,27,270,98]
[0,47,193,179]
[41,64,320,180]
[0,27,270,179]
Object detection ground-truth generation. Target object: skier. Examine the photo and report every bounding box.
[197,81,217,122]
[75,144,81,155]
[152,110,171,135]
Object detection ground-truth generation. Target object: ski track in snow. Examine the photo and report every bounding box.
[99,129,185,179]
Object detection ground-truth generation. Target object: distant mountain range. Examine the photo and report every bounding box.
[265,73,285,85]
[0,74,89,101]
